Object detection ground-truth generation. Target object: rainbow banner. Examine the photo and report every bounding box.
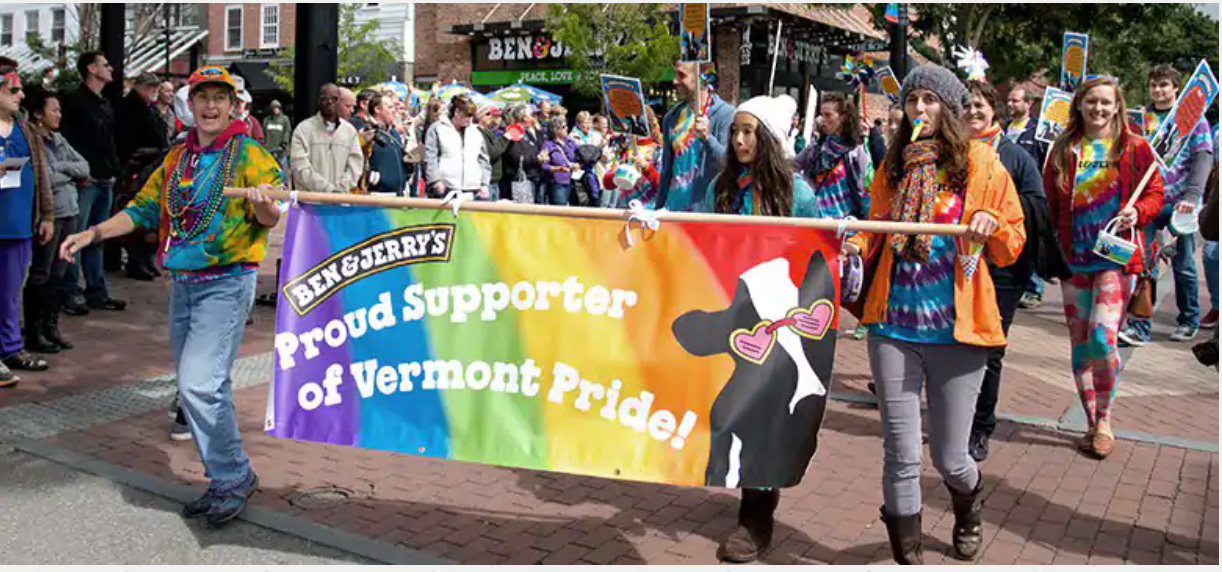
[267,204,841,488]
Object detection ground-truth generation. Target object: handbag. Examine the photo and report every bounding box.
[510,157,534,204]
[1128,272,1155,319]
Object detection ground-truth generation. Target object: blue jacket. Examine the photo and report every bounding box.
[656,94,735,212]
[368,127,408,195]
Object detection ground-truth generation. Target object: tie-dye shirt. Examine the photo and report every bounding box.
[871,177,965,345]
[664,104,704,212]
[123,122,284,282]
[800,135,872,220]
[1144,110,1214,205]
[1068,139,1122,273]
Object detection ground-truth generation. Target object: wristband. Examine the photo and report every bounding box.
[89,225,103,244]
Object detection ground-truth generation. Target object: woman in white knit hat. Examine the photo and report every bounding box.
[843,63,1026,564]
[703,94,817,563]
[702,94,817,218]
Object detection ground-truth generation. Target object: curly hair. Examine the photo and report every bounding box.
[821,92,862,145]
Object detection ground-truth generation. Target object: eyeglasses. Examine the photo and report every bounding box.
[320,96,339,103]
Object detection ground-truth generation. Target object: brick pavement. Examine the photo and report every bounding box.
[4,227,1218,564]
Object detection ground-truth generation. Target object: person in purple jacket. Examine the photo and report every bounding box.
[541,118,579,206]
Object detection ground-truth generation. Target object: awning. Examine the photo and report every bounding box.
[228,61,280,93]
[0,44,55,77]
[125,26,209,76]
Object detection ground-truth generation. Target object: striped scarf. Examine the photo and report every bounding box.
[889,140,942,263]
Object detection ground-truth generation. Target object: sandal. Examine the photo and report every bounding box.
[4,350,49,372]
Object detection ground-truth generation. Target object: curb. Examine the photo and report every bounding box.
[11,439,453,566]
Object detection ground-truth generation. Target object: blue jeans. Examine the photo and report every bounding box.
[1026,274,1045,297]
[549,182,572,207]
[1205,241,1219,313]
[171,272,257,490]
[1129,206,1201,339]
[64,181,114,303]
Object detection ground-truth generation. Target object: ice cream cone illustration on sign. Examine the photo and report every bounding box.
[1060,32,1089,93]
[956,237,985,282]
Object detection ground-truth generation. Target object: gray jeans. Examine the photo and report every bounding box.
[869,335,986,517]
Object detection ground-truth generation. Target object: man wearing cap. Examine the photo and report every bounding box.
[114,71,171,281]
[233,76,264,145]
[60,65,284,528]
[263,99,292,173]
[59,51,126,313]
[477,103,508,189]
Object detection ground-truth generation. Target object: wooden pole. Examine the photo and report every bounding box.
[223,188,969,236]
[768,20,783,96]
[1124,161,1160,212]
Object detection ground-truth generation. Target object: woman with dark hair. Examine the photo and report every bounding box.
[962,79,1061,462]
[1043,76,1164,459]
[541,118,578,205]
[843,64,1025,564]
[21,86,90,355]
[796,92,874,340]
[703,95,816,563]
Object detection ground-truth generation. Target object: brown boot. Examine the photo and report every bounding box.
[717,488,779,563]
[947,473,984,560]
[880,507,923,564]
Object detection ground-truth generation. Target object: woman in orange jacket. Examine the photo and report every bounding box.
[1043,77,1164,459]
[843,64,1025,564]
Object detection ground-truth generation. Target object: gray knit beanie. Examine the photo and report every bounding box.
[899,64,969,116]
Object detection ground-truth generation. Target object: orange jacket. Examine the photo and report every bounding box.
[850,141,1027,348]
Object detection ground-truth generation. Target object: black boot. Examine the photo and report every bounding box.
[947,473,984,560]
[717,488,780,563]
[42,295,72,350]
[880,508,923,564]
[23,289,59,354]
[969,431,990,462]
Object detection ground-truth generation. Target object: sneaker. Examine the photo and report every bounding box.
[170,408,192,441]
[1201,310,1218,330]
[204,472,259,529]
[182,490,221,519]
[0,362,17,389]
[1170,325,1200,342]
[1017,292,1042,310]
[851,325,867,340]
[1118,328,1147,348]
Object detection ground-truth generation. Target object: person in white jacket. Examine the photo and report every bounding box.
[290,83,363,193]
[423,95,490,199]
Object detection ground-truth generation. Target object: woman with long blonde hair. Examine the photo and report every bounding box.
[1043,76,1164,459]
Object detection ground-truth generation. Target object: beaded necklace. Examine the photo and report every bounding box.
[164,136,241,248]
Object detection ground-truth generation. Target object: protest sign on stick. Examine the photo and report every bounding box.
[1035,87,1074,144]
[877,66,902,105]
[601,75,650,138]
[679,3,711,63]
[1060,32,1089,93]
[1148,60,1219,165]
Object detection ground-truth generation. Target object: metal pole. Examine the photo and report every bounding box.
[164,4,170,76]
[99,3,126,104]
[768,20,783,95]
[889,4,909,80]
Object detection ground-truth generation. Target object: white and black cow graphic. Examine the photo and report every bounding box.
[672,251,837,488]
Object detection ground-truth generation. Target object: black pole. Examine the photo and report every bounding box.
[889,4,909,80]
[294,3,340,125]
[99,3,126,104]
[164,4,171,77]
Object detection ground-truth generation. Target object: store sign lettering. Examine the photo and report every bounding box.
[767,37,824,65]
[488,36,572,61]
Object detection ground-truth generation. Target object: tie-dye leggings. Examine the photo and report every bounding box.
[1061,270,1133,427]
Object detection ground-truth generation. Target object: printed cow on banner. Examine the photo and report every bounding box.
[672,251,837,489]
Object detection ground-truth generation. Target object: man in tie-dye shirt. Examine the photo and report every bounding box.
[59,66,282,528]
[656,61,735,212]
[1119,64,1215,346]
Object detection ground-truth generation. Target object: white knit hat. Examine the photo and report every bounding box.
[736,95,798,157]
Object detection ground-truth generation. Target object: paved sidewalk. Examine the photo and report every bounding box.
[1,233,1216,564]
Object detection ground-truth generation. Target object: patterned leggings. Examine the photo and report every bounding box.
[1061,270,1133,427]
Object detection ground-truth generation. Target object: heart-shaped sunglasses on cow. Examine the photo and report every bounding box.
[729,299,834,365]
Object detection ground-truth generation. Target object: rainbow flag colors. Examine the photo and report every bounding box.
[268,204,841,487]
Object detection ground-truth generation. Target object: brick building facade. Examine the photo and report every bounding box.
[414,3,897,117]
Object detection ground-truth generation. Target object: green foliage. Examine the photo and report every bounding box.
[269,3,403,96]
[546,3,681,98]
[21,35,84,93]
[860,3,1218,105]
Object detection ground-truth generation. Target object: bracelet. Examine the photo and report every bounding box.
[88,225,103,244]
